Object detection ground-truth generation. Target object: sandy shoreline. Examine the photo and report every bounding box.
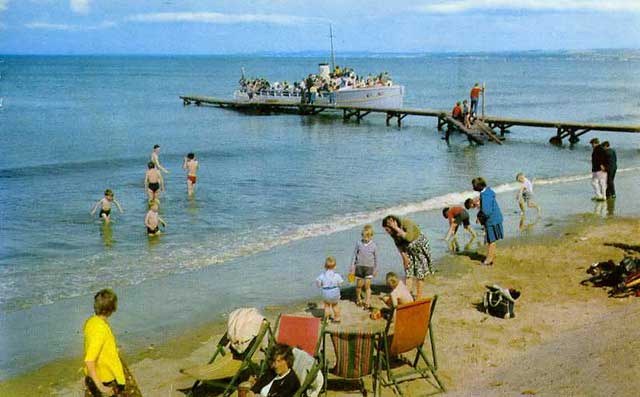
[2,214,640,397]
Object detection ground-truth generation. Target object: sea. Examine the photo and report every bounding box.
[0,51,639,379]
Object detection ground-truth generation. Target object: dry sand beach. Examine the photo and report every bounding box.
[2,215,640,397]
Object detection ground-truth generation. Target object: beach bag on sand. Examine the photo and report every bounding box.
[483,285,520,319]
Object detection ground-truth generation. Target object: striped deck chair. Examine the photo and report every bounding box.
[323,330,379,397]
[180,318,272,397]
[378,296,445,396]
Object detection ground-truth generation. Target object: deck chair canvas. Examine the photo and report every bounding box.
[180,308,272,397]
[378,296,445,396]
[322,329,379,397]
[292,347,324,397]
[274,314,324,358]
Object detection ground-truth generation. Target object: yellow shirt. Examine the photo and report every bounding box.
[83,315,125,385]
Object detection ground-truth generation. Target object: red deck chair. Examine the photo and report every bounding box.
[274,314,324,358]
[378,296,445,396]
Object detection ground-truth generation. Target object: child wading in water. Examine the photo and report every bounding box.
[144,203,166,236]
[182,152,199,196]
[90,189,123,224]
[516,173,541,216]
[316,256,344,323]
[349,224,378,309]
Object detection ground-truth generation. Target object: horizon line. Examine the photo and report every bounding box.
[1,47,640,57]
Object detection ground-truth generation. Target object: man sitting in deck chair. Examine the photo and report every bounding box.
[180,308,271,396]
[239,343,323,397]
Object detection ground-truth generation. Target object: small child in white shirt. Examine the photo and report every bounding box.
[316,256,344,323]
[382,272,414,308]
[516,173,541,216]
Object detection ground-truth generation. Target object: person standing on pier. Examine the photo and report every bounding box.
[150,144,169,174]
[469,83,483,116]
[472,177,503,266]
[602,141,617,199]
[589,138,608,201]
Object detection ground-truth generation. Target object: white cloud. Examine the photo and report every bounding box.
[25,20,115,31]
[126,12,327,26]
[70,0,90,15]
[416,0,640,14]
[0,0,8,12]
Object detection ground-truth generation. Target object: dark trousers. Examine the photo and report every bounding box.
[606,168,617,197]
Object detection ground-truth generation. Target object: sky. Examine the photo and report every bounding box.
[0,0,639,54]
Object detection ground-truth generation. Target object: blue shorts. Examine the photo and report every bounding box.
[485,223,504,244]
[321,287,340,304]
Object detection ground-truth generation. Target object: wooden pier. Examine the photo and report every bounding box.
[180,95,640,145]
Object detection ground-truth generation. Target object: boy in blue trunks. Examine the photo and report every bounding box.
[90,189,123,224]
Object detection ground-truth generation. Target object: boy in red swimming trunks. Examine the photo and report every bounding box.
[90,189,123,224]
[182,152,199,196]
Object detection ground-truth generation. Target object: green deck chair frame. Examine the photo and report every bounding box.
[378,295,445,396]
[182,319,273,397]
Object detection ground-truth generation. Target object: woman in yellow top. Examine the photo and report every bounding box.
[84,288,125,397]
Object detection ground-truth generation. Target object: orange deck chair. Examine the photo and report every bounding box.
[378,296,445,396]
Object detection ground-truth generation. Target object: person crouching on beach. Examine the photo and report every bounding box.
[382,215,434,299]
[90,189,123,224]
[84,289,124,397]
[516,173,540,217]
[316,256,343,323]
[144,203,166,236]
[442,206,477,243]
[472,177,504,266]
[182,152,199,196]
[349,224,378,309]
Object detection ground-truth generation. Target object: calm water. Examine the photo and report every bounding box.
[1,52,639,377]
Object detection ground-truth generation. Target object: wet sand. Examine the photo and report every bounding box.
[2,214,640,397]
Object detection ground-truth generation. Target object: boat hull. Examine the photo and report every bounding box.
[234,85,404,109]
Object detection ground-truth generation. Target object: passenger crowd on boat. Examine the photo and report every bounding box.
[238,65,394,103]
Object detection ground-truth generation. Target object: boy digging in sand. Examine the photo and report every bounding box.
[90,189,123,224]
[442,206,477,248]
[182,153,199,196]
[144,203,166,236]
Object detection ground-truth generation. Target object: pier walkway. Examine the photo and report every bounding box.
[180,95,640,145]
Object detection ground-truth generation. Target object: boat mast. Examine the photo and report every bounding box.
[329,24,336,71]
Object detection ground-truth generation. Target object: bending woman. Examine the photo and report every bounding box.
[382,215,434,299]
